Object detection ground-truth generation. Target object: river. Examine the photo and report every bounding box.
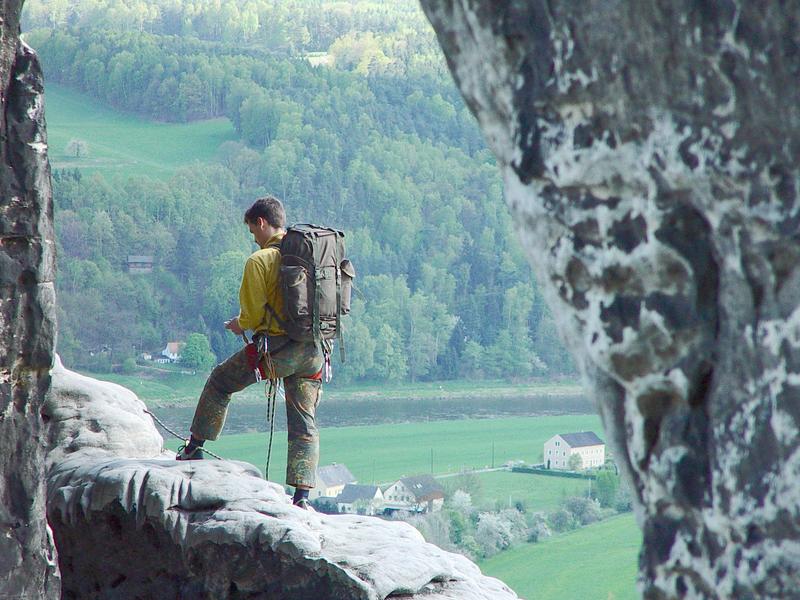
[150,392,593,436]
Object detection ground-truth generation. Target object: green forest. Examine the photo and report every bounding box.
[24,0,575,383]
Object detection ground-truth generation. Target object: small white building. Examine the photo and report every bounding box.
[161,341,185,362]
[309,463,357,500]
[383,475,444,513]
[127,255,154,274]
[544,431,605,470]
[336,484,384,515]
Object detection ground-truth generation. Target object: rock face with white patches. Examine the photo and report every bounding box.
[0,0,60,596]
[45,362,517,600]
[420,1,799,597]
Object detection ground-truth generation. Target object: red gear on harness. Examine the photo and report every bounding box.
[305,369,323,381]
[245,341,267,381]
[245,334,321,382]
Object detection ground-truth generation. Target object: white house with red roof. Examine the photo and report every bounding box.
[161,341,185,362]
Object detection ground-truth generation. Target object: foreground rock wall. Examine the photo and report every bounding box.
[420,1,800,597]
[0,0,59,596]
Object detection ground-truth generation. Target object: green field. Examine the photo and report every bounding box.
[85,369,207,404]
[469,470,592,512]
[82,368,583,407]
[166,414,603,484]
[45,83,237,178]
[481,514,641,600]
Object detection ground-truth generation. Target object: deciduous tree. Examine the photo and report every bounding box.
[181,333,216,370]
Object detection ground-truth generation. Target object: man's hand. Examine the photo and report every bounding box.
[224,317,244,336]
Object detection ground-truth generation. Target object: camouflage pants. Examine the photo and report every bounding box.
[190,338,323,488]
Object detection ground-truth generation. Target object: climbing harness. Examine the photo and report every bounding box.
[322,338,333,383]
[250,332,281,480]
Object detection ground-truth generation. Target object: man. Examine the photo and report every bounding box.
[176,196,323,510]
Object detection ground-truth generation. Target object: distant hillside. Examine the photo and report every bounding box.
[45,83,236,178]
[28,1,576,383]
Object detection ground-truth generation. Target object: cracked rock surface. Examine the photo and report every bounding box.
[0,0,59,595]
[45,360,517,600]
[420,1,800,598]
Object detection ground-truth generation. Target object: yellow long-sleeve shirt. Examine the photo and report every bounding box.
[237,232,287,336]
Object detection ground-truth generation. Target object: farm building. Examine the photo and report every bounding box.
[383,475,444,513]
[161,341,185,362]
[336,484,384,515]
[544,431,605,470]
[309,463,356,500]
[126,255,154,274]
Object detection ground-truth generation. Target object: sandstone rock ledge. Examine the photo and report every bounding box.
[44,360,517,600]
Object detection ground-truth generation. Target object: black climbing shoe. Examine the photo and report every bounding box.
[176,443,204,460]
[293,498,314,511]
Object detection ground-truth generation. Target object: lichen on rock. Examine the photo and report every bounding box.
[420,1,800,597]
[0,2,59,594]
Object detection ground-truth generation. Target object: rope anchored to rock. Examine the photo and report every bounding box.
[144,409,226,461]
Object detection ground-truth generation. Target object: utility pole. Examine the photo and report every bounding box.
[430,448,434,474]
[492,442,495,468]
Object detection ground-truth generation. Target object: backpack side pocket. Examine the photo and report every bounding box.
[281,265,310,319]
[340,259,355,315]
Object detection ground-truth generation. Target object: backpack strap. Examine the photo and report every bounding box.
[335,234,345,363]
[312,250,322,348]
[264,240,285,332]
[264,301,286,331]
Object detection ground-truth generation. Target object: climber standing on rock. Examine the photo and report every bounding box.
[176,196,324,510]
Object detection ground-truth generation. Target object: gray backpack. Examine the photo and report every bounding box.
[267,224,354,362]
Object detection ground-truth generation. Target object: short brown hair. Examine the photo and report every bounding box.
[244,195,286,228]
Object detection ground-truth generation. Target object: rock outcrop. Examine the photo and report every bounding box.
[420,1,800,598]
[45,360,517,600]
[0,0,59,596]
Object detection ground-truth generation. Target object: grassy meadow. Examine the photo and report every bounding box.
[468,470,592,512]
[45,83,237,178]
[164,414,603,484]
[480,513,641,600]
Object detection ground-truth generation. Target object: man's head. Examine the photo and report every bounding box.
[244,196,286,247]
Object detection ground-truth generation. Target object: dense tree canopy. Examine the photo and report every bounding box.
[32,0,575,382]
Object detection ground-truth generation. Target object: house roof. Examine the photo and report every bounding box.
[399,475,444,502]
[559,431,604,448]
[337,484,380,504]
[317,463,356,488]
[163,342,184,355]
[127,255,154,263]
